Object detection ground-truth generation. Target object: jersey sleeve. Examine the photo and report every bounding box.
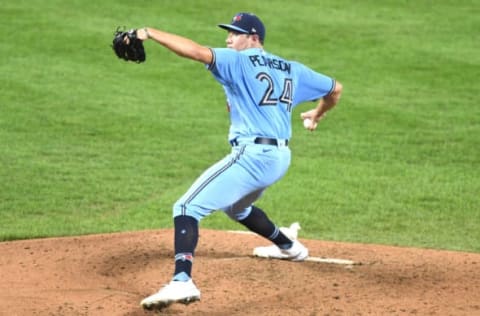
[293,62,336,104]
[206,48,239,85]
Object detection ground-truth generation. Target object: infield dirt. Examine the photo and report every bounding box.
[1,229,479,315]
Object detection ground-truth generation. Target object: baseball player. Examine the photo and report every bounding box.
[136,12,343,310]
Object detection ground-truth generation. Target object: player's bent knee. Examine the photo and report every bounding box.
[224,206,252,222]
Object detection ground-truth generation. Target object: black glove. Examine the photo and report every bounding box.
[112,28,146,63]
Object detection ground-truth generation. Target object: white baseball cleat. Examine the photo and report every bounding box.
[140,279,201,310]
[253,239,309,261]
[253,222,308,261]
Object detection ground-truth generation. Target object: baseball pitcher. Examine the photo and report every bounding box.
[114,12,343,311]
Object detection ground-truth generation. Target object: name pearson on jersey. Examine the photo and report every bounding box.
[248,54,291,74]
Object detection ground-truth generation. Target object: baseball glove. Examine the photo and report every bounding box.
[112,28,146,63]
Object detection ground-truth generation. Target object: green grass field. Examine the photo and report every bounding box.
[1,0,478,252]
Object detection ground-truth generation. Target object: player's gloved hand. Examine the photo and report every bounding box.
[112,27,146,63]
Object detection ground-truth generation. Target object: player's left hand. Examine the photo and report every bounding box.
[112,28,146,63]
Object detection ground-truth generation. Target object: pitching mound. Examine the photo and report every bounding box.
[1,229,479,315]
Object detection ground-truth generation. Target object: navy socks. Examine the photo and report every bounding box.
[239,205,293,248]
[172,208,292,282]
[173,215,198,279]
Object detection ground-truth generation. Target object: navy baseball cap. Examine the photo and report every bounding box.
[218,13,265,43]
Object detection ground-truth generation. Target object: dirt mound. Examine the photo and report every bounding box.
[1,229,479,315]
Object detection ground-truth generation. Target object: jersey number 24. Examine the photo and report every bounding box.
[256,72,293,112]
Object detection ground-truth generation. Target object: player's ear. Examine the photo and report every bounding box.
[250,34,260,43]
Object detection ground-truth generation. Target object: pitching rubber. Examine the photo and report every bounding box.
[227,229,359,266]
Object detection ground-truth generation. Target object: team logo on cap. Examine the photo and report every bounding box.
[233,14,242,22]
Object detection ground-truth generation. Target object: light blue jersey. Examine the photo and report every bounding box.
[173,47,336,221]
[208,48,335,141]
